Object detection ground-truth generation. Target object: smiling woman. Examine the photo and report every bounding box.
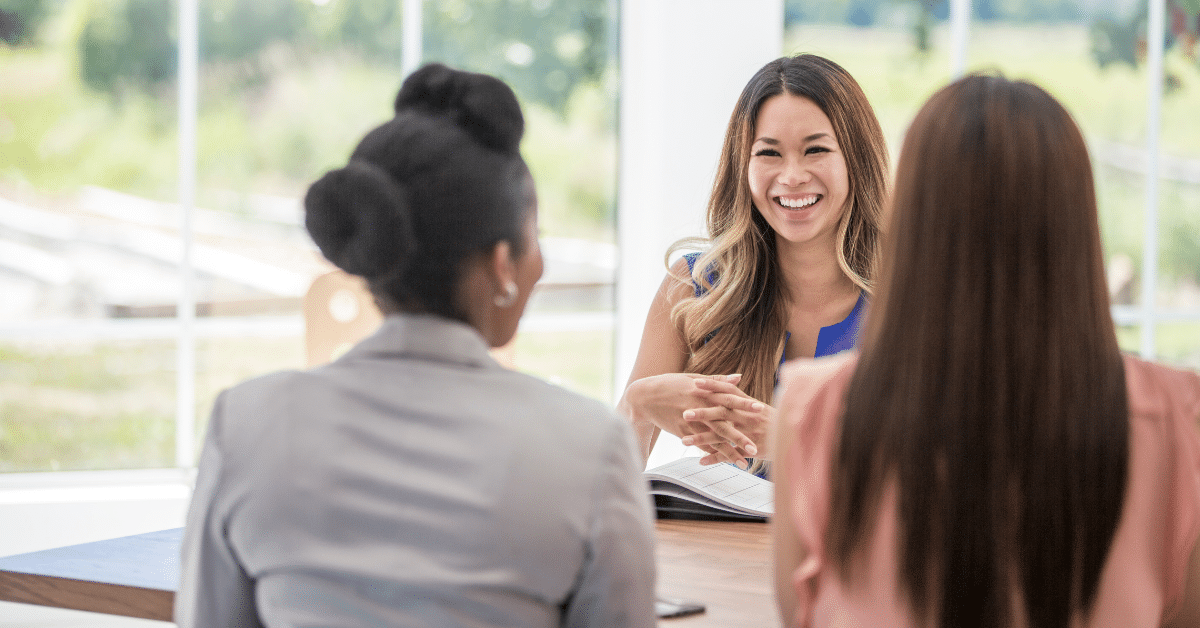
[616,54,889,477]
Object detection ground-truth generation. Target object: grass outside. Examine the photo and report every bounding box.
[511,328,615,404]
[0,328,610,472]
[0,337,303,472]
[0,339,175,471]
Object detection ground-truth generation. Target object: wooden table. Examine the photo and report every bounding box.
[0,521,777,625]
[655,519,778,626]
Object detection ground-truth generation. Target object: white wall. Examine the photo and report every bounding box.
[615,0,784,467]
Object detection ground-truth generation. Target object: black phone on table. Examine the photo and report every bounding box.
[655,597,706,618]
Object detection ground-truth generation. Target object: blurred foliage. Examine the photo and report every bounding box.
[786,0,943,26]
[312,0,404,59]
[76,0,311,94]
[421,0,613,113]
[52,0,620,236]
[912,0,949,52]
[786,0,1198,69]
[78,0,175,94]
[1163,180,1200,282]
[0,0,53,45]
[786,0,1111,26]
[200,0,307,64]
[0,337,303,472]
[309,0,615,114]
[788,0,1084,54]
[0,339,175,472]
[1089,0,1200,71]
[67,0,614,116]
[1090,3,1146,68]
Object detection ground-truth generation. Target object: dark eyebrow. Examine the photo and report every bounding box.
[753,132,833,145]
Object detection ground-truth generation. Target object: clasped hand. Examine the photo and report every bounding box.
[626,373,774,468]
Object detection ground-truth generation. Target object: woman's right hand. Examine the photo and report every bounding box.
[681,375,775,466]
[619,372,759,468]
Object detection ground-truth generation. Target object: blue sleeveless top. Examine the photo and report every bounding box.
[683,252,866,478]
[683,252,867,364]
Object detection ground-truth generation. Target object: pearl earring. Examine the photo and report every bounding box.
[493,281,518,308]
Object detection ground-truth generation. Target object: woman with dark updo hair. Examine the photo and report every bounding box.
[176,64,656,628]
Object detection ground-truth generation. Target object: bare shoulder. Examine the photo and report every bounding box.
[659,255,696,303]
[621,257,698,390]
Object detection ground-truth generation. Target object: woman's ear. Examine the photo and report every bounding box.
[488,241,518,307]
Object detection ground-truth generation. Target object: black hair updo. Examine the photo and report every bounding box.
[304,63,531,321]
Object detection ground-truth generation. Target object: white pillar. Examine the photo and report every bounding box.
[615,0,784,466]
[402,0,423,78]
[1140,0,1165,359]
[176,0,199,469]
[948,0,971,78]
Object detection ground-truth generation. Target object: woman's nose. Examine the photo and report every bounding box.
[777,159,808,187]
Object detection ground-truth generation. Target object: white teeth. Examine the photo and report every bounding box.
[777,196,819,209]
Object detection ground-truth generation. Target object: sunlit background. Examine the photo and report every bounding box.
[0,5,1197,616]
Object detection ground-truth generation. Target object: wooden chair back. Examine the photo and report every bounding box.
[302,270,516,369]
[303,270,384,367]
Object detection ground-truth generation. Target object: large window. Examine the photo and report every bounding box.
[1,1,1196,476]
[958,0,1200,368]
[2,1,190,472]
[0,0,618,473]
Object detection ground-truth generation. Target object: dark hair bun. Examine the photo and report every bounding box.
[303,160,415,279]
[394,63,524,154]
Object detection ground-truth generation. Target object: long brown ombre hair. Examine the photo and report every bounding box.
[669,54,888,412]
[829,75,1129,628]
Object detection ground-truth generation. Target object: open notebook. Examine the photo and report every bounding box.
[644,456,772,522]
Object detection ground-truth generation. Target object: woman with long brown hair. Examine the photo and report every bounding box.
[617,54,889,474]
[773,74,1200,627]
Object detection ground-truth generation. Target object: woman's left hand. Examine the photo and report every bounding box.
[678,377,776,466]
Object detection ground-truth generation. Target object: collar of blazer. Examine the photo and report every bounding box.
[337,313,498,369]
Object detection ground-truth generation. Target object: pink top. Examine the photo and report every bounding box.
[778,352,1200,628]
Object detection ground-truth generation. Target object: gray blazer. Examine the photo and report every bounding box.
[175,313,656,627]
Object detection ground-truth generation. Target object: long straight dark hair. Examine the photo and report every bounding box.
[827,75,1129,628]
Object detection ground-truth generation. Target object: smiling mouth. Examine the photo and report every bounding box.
[776,195,820,209]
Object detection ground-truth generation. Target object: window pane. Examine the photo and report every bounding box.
[1,1,181,471]
[1116,324,1140,356]
[423,0,619,398]
[1155,321,1200,370]
[512,327,614,402]
[0,338,174,472]
[188,0,621,427]
[962,7,1152,309]
[1155,16,1200,312]
[784,8,954,170]
[1,0,621,473]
